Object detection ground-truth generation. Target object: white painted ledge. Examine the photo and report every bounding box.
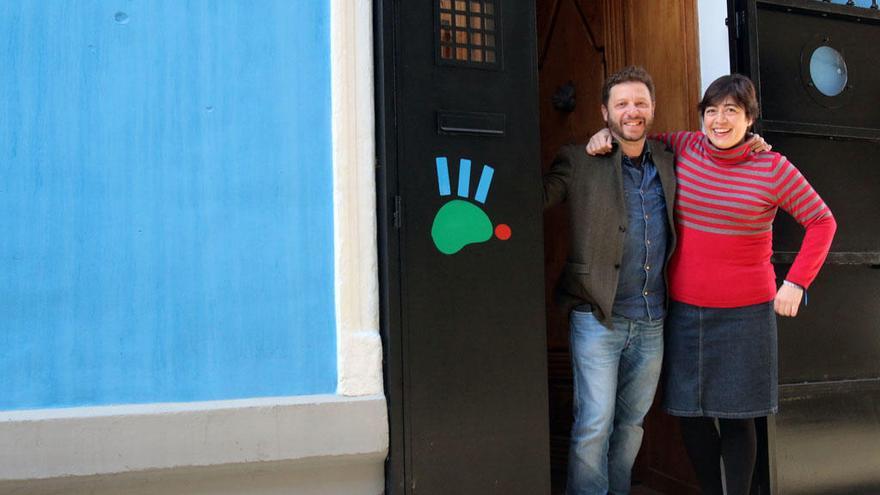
[0,457,385,495]
[0,394,388,482]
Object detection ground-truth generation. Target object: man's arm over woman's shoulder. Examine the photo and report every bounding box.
[649,131,698,155]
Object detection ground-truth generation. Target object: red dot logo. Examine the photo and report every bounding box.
[494,223,511,241]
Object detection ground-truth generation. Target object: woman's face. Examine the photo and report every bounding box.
[702,96,754,149]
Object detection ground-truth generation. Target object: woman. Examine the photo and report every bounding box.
[588,74,837,495]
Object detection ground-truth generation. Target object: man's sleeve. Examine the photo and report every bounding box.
[543,146,575,209]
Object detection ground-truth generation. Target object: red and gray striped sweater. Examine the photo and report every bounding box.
[654,131,837,308]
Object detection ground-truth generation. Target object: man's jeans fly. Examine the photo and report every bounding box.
[566,310,663,495]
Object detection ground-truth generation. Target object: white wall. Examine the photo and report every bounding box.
[697,0,732,94]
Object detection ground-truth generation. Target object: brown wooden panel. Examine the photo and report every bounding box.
[538,2,608,492]
[573,0,605,52]
[536,0,560,60]
[602,0,626,73]
[538,0,607,352]
[547,350,573,473]
[623,0,701,132]
[634,389,701,495]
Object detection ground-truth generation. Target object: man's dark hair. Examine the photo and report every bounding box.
[602,66,656,106]
[698,74,760,121]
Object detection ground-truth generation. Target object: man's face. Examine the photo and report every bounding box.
[601,81,655,144]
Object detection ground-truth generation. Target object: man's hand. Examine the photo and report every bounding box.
[585,128,614,156]
[747,133,772,153]
[774,283,803,317]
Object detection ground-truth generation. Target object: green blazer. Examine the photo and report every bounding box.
[543,139,677,326]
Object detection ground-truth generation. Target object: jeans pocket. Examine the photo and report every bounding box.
[570,308,597,329]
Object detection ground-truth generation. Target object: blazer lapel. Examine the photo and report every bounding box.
[652,144,677,253]
[608,146,626,232]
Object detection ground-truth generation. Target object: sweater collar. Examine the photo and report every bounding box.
[701,133,752,165]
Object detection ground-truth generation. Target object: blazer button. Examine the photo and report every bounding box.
[614,263,621,269]
[619,225,626,232]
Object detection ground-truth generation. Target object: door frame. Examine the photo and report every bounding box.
[374,0,406,492]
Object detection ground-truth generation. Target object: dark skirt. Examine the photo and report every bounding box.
[662,300,778,418]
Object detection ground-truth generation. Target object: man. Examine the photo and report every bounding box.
[543,66,676,495]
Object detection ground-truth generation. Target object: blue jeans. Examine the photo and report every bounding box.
[567,310,664,495]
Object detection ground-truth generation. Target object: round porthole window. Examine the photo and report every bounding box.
[809,46,848,97]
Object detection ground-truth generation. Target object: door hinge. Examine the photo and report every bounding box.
[734,10,745,40]
[393,195,402,229]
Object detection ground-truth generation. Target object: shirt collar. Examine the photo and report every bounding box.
[616,140,652,167]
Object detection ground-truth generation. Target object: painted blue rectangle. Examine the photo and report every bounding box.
[474,165,494,203]
[436,157,451,196]
[457,159,472,198]
[0,2,336,410]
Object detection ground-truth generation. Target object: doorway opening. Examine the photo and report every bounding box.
[534,1,702,493]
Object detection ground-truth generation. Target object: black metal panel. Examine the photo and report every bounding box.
[731,1,880,493]
[755,1,880,130]
[766,133,880,254]
[773,380,880,494]
[774,264,880,383]
[377,0,550,493]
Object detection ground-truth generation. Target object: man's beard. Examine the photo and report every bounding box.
[607,117,651,143]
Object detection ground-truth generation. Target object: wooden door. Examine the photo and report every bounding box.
[536,1,609,490]
[536,1,702,493]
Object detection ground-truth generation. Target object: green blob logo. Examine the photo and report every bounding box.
[431,156,510,255]
[431,199,493,255]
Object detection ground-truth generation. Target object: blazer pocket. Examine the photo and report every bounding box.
[565,261,589,275]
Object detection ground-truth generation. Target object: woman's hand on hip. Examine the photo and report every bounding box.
[774,284,803,317]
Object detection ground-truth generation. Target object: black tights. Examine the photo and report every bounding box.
[679,417,757,495]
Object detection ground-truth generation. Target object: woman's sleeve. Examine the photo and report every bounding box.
[649,131,695,155]
[773,156,837,288]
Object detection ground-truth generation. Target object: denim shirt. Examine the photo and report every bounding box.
[612,147,669,321]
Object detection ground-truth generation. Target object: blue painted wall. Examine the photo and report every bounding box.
[0,2,336,410]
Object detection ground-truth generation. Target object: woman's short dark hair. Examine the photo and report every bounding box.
[699,74,760,120]
[602,66,655,106]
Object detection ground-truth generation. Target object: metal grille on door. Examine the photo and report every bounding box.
[437,0,500,66]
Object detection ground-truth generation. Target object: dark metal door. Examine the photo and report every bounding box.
[730,1,880,493]
[376,1,550,494]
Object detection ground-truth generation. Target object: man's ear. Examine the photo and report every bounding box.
[601,105,608,122]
